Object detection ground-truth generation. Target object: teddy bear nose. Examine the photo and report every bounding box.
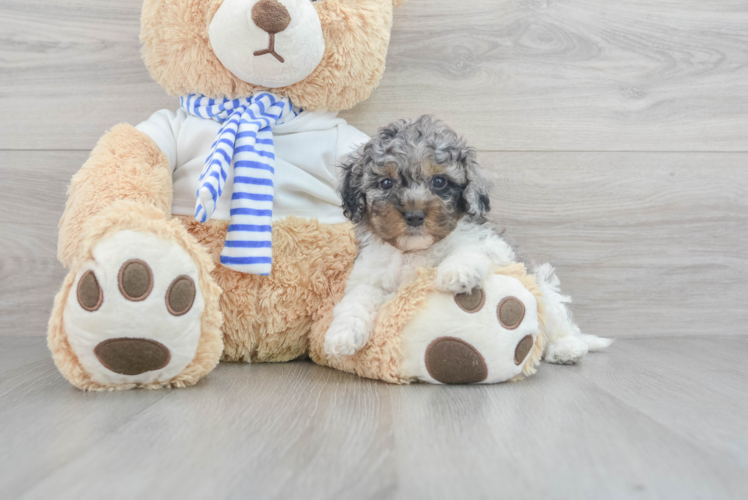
[404,210,426,227]
[251,0,292,34]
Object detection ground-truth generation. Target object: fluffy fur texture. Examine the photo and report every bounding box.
[310,268,437,384]
[310,264,546,384]
[49,201,224,391]
[51,0,405,390]
[178,215,357,363]
[498,264,546,379]
[327,116,611,363]
[141,0,395,110]
[58,124,172,267]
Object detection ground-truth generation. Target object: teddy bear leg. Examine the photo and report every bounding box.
[49,125,223,390]
[310,265,545,385]
[397,272,545,384]
[49,201,224,390]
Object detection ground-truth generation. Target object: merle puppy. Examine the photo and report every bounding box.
[324,115,611,363]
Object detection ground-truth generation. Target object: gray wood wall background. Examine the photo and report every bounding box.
[1,0,746,339]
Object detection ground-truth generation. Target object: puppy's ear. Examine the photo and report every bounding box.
[461,148,492,219]
[339,151,367,224]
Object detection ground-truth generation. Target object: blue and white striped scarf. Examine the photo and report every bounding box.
[180,93,300,276]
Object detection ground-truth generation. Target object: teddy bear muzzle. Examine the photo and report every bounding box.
[209,0,326,88]
[252,0,292,63]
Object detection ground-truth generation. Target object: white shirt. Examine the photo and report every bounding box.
[136,109,369,223]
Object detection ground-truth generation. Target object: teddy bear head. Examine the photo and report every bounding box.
[141,0,403,111]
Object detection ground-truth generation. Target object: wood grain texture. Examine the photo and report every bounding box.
[2,150,746,339]
[481,151,748,338]
[1,336,747,499]
[0,151,80,337]
[345,0,748,151]
[1,0,748,151]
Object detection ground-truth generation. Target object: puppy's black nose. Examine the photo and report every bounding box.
[404,210,426,227]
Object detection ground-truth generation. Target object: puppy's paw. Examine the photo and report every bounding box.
[435,261,485,294]
[544,335,589,365]
[324,316,371,357]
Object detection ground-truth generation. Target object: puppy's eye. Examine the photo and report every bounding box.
[380,178,394,190]
[431,176,447,189]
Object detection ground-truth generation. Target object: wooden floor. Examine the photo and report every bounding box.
[1,336,747,499]
[1,0,748,498]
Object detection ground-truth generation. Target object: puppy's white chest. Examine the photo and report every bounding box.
[386,251,436,290]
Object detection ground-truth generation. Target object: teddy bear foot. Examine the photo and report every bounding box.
[398,273,544,385]
[49,205,223,390]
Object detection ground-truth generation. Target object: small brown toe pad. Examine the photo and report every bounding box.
[455,288,485,313]
[77,271,103,312]
[514,335,534,365]
[166,276,196,316]
[118,260,153,301]
[498,296,525,329]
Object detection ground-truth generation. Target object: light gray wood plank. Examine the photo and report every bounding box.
[0,151,81,337]
[1,343,397,500]
[0,0,178,151]
[345,0,748,150]
[480,151,748,339]
[2,150,746,339]
[2,337,747,499]
[576,337,748,469]
[2,0,748,151]
[387,354,748,500]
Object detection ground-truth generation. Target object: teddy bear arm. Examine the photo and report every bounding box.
[58,124,173,267]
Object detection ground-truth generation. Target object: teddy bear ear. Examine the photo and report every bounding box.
[393,0,407,6]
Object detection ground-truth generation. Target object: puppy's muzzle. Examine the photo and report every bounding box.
[403,210,425,227]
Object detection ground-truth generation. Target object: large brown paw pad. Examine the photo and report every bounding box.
[94,338,171,376]
[425,337,488,384]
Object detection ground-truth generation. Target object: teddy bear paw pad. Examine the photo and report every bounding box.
[64,230,204,385]
[399,274,541,384]
[425,337,488,384]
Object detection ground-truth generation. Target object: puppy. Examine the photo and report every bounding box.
[324,116,612,364]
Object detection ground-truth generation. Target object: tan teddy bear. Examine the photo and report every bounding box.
[49,0,404,390]
[48,0,552,391]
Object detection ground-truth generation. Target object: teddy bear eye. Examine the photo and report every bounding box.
[431,176,447,189]
[380,178,394,190]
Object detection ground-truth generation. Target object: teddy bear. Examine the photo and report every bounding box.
[47,0,559,390]
[48,0,406,390]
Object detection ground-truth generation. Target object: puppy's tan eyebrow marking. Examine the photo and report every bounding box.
[422,161,447,177]
[375,163,398,178]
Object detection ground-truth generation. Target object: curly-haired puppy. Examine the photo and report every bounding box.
[324,115,612,364]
